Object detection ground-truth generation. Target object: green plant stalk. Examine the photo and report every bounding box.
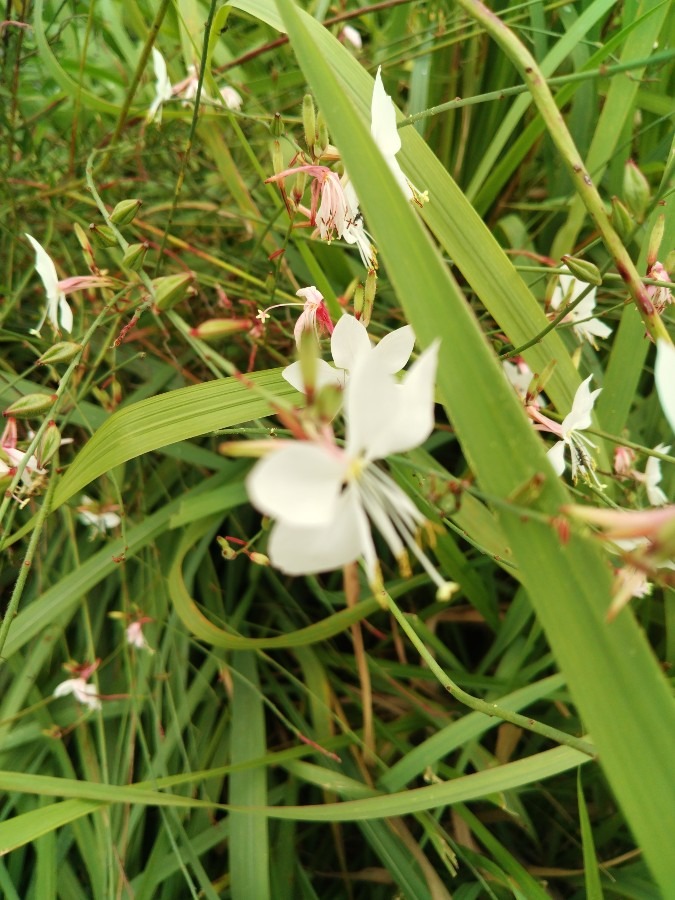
[0,457,58,662]
[383,590,595,758]
[455,0,671,345]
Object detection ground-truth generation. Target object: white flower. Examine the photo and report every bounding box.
[547,375,602,484]
[502,358,543,405]
[550,268,612,348]
[147,48,172,124]
[644,444,670,506]
[655,341,675,432]
[126,621,151,651]
[78,495,121,535]
[247,343,451,592]
[282,313,415,395]
[220,85,243,111]
[53,677,101,711]
[371,68,427,206]
[0,446,45,487]
[25,234,73,333]
[292,286,333,347]
[340,25,362,49]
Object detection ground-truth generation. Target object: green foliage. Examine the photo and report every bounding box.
[0,0,673,897]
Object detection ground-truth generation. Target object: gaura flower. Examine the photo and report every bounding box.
[25,234,109,335]
[220,86,243,111]
[502,358,544,406]
[53,677,101,710]
[340,25,362,49]
[247,342,455,596]
[126,619,153,652]
[655,340,675,432]
[371,67,427,206]
[530,375,602,484]
[147,47,173,124]
[550,267,612,348]
[646,261,673,314]
[282,313,415,395]
[77,495,122,536]
[256,285,333,350]
[642,444,670,507]
[613,445,636,478]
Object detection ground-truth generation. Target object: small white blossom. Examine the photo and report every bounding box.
[53,677,101,711]
[220,85,243,111]
[550,268,612,348]
[282,313,415,395]
[147,48,172,124]
[78,495,121,535]
[126,620,152,651]
[340,25,362,49]
[546,375,602,484]
[248,343,454,595]
[644,444,670,506]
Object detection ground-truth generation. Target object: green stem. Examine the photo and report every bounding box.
[384,590,596,758]
[455,0,671,345]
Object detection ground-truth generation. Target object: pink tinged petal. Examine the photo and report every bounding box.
[371,325,415,374]
[330,314,372,371]
[246,442,347,527]
[296,286,324,306]
[655,341,675,432]
[547,441,567,475]
[266,487,366,576]
[562,375,601,435]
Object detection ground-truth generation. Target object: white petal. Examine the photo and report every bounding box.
[58,294,74,333]
[282,359,345,394]
[547,441,567,475]
[247,442,346,527]
[646,482,668,506]
[371,325,415,374]
[25,233,61,331]
[573,317,612,344]
[655,341,675,433]
[562,375,601,435]
[267,487,366,575]
[371,67,401,158]
[330,314,372,371]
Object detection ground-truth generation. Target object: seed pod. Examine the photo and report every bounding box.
[152,273,193,310]
[611,196,633,242]
[110,199,142,226]
[37,421,61,467]
[38,341,82,365]
[4,393,56,418]
[302,94,316,153]
[560,255,602,286]
[623,160,650,223]
[316,111,329,155]
[89,223,118,248]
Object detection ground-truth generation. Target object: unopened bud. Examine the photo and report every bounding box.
[152,273,193,310]
[302,94,316,154]
[560,255,602,286]
[190,318,252,340]
[110,199,142,226]
[4,393,56,418]
[292,171,307,204]
[38,341,82,365]
[249,552,269,566]
[73,222,96,270]
[623,160,650,222]
[353,283,364,319]
[362,268,378,327]
[271,111,283,138]
[37,421,61,467]
[647,215,665,269]
[316,111,329,155]
[122,242,149,272]
[89,223,118,248]
[611,196,633,242]
[271,139,284,176]
[217,536,237,560]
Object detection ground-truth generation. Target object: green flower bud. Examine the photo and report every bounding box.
[271,139,284,177]
[37,421,61,467]
[362,268,378,327]
[302,94,316,153]
[611,196,634,242]
[190,318,252,340]
[316,111,329,156]
[152,273,194,310]
[38,341,82,365]
[623,160,650,223]
[89,223,118,248]
[560,255,602,286]
[271,111,283,138]
[110,199,142,226]
[249,552,270,566]
[4,393,56,418]
[217,536,237,560]
[647,215,665,269]
[122,242,149,272]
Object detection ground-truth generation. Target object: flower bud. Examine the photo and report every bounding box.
[73,223,97,270]
[271,139,284,177]
[217,536,237,560]
[110,199,142,226]
[38,341,82,365]
[623,160,650,222]
[560,255,602,286]
[611,196,633,242]
[292,171,307,204]
[122,242,149,271]
[647,215,665,269]
[271,111,283,138]
[302,94,317,154]
[249,552,270,566]
[152,273,193,310]
[316,111,329,156]
[190,318,252,340]
[353,283,365,319]
[4,393,56,418]
[88,223,118,248]
[37,421,61,467]
[362,268,378,327]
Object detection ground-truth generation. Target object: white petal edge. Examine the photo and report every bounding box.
[655,341,675,433]
[547,441,567,476]
[330,314,372,371]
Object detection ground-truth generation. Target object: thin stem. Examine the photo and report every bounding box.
[454,0,671,345]
[384,589,596,758]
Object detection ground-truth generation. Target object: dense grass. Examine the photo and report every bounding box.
[0,0,673,897]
